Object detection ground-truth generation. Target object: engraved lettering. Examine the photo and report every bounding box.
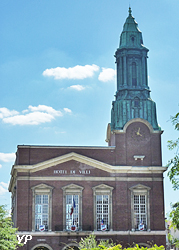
[54,170,67,174]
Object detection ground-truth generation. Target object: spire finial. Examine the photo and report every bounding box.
[128,6,132,16]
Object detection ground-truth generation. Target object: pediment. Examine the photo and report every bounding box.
[12,152,167,177]
[92,184,114,191]
[129,184,151,191]
[31,183,54,192]
[61,183,84,191]
[14,152,113,173]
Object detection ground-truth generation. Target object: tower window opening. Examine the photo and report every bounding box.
[132,62,137,86]
[134,98,140,107]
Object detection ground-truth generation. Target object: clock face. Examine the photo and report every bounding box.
[131,126,146,141]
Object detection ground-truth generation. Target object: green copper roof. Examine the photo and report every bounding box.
[119,7,147,50]
[111,8,160,131]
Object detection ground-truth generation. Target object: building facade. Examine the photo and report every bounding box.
[9,8,167,250]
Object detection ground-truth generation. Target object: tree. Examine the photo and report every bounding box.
[167,112,179,191]
[167,111,179,248]
[0,205,23,250]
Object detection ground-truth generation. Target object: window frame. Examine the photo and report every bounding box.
[96,194,109,230]
[129,184,151,231]
[31,184,53,232]
[66,194,79,230]
[62,184,83,231]
[92,184,113,231]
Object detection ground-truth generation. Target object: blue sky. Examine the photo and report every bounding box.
[0,0,179,215]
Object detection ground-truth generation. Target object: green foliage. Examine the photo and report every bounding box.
[123,245,164,250]
[168,232,179,248]
[167,111,179,236]
[78,235,164,250]
[169,202,179,230]
[167,153,179,190]
[167,112,179,190]
[0,205,23,250]
[78,234,117,250]
[167,111,179,244]
[106,244,122,250]
[79,234,98,249]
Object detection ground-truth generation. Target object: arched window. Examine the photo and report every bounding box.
[132,62,137,86]
[31,243,53,250]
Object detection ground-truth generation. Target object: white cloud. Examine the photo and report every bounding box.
[64,108,72,113]
[0,107,19,119]
[43,64,99,80]
[0,164,2,168]
[1,182,9,189]
[98,68,116,82]
[68,85,85,91]
[0,182,8,195]
[3,112,55,125]
[0,153,15,162]
[28,105,63,116]
[0,105,69,126]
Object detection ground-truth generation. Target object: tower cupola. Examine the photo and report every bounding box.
[119,7,144,49]
[110,8,160,131]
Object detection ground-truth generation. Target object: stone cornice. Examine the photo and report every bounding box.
[16,230,166,236]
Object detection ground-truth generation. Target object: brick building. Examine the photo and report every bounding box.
[9,8,167,250]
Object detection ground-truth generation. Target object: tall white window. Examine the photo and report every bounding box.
[96,195,109,230]
[66,195,79,230]
[134,194,147,230]
[92,184,113,231]
[35,194,49,231]
[62,184,83,231]
[31,184,53,232]
[130,184,150,231]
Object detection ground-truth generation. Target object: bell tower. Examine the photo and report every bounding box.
[106,8,163,166]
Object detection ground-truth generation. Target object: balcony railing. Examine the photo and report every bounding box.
[55,225,93,231]
[55,224,110,232]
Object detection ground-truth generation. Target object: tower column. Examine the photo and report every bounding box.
[123,55,127,86]
[142,55,145,86]
[119,57,123,87]
[145,57,148,86]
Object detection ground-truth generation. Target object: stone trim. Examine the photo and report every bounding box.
[112,118,163,134]
[16,230,166,236]
[11,152,167,174]
[17,176,164,182]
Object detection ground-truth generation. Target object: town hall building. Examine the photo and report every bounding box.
[9,8,167,250]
